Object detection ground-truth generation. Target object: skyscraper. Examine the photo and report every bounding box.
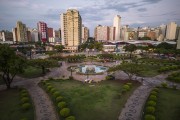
[94,25,109,41]
[166,22,177,40]
[37,21,48,42]
[82,25,89,43]
[16,21,27,42]
[113,15,121,41]
[61,9,82,52]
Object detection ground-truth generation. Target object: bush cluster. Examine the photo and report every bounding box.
[42,81,76,120]
[158,65,180,72]
[161,82,168,88]
[143,88,159,120]
[167,72,180,83]
[19,88,31,111]
[121,83,132,94]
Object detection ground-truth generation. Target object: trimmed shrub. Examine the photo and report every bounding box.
[45,83,51,86]
[150,91,157,96]
[149,95,157,101]
[147,101,156,107]
[65,116,76,120]
[146,106,155,114]
[126,83,132,87]
[21,103,31,110]
[21,97,29,103]
[20,90,28,94]
[58,101,67,109]
[122,85,130,91]
[50,88,56,94]
[60,108,70,117]
[20,93,28,98]
[56,96,63,102]
[20,118,28,120]
[161,82,168,88]
[145,114,155,120]
[121,89,127,94]
[46,85,53,91]
[53,91,60,98]
[153,88,159,92]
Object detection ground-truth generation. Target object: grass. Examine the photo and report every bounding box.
[20,66,43,78]
[138,64,160,77]
[0,89,34,120]
[47,79,139,120]
[155,88,180,120]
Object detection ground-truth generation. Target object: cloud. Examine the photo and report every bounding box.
[137,8,147,12]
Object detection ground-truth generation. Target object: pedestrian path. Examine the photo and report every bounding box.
[118,85,152,120]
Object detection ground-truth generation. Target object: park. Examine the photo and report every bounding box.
[0,41,180,120]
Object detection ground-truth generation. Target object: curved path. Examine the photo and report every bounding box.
[116,71,180,120]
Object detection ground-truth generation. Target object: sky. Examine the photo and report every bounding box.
[0,0,180,36]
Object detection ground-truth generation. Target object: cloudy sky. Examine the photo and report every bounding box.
[0,0,180,36]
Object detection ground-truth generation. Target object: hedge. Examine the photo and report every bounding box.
[58,101,67,109]
[21,97,29,103]
[146,106,155,114]
[65,116,76,120]
[60,108,70,117]
[56,96,63,102]
[21,103,31,111]
[147,101,156,107]
[149,95,157,101]
[145,114,155,120]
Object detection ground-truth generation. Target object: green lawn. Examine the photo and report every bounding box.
[156,88,180,120]
[0,89,34,120]
[20,66,43,78]
[48,79,139,120]
[138,64,160,77]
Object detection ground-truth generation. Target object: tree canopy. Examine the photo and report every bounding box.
[0,44,26,89]
[123,44,137,58]
[54,45,65,52]
[108,62,143,80]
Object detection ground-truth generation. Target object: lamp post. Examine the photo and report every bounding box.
[70,67,73,77]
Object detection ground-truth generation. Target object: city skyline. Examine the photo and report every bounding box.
[0,0,180,36]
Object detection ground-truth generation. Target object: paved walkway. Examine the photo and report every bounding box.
[115,70,180,120]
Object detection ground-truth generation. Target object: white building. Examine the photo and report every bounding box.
[166,22,177,40]
[95,25,109,41]
[31,29,39,42]
[113,15,121,41]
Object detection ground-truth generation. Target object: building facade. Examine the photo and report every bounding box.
[94,25,109,41]
[37,21,48,42]
[113,15,121,41]
[82,25,89,43]
[166,22,177,40]
[16,21,27,42]
[61,9,82,52]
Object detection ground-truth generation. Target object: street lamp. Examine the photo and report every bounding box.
[70,67,73,77]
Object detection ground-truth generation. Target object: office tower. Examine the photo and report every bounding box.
[12,28,17,42]
[47,27,55,43]
[16,21,27,42]
[113,15,121,41]
[177,30,180,49]
[0,31,13,41]
[60,9,82,52]
[31,29,39,42]
[109,26,116,41]
[94,25,109,41]
[37,21,48,42]
[166,22,177,40]
[82,25,89,43]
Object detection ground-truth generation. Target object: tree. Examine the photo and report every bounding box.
[28,59,58,74]
[124,44,137,58]
[0,44,26,89]
[54,45,65,52]
[108,62,142,80]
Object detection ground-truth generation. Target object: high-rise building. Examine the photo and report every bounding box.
[37,21,48,42]
[166,22,177,40]
[177,29,180,49]
[47,27,55,42]
[12,28,17,42]
[0,30,13,41]
[82,25,89,43]
[94,25,109,41]
[113,15,121,41]
[109,26,116,41]
[16,21,27,42]
[60,9,82,52]
[31,29,39,42]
